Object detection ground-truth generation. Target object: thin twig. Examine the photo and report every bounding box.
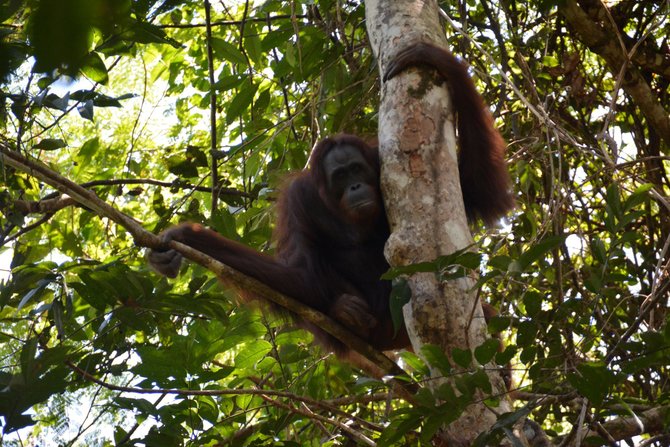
[159,15,308,29]
[204,0,219,212]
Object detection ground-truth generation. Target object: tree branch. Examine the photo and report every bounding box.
[559,0,670,147]
[571,405,670,444]
[159,14,308,29]
[10,179,252,217]
[204,0,219,212]
[1,143,415,399]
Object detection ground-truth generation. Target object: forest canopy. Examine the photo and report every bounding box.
[1,0,670,445]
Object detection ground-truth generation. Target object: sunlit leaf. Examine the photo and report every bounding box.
[80,52,108,84]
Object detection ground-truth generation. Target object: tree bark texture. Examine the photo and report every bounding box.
[365,0,512,444]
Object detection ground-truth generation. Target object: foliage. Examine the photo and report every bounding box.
[1,0,669,445]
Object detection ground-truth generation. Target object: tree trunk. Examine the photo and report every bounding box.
[365,0,512,444]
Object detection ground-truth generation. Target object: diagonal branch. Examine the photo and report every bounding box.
[0,143,415,398]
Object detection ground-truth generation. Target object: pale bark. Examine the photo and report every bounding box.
[365,0,512,444]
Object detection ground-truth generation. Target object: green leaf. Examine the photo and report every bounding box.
[51,298,64,338]
[211,38,247,65]
[590,237,607,263]
[196,395,220,423]
[398,351,430,376]
[18,278,53,310]
[80,52,108,83]
[420,344,452,376]
[382,247,478,280]
[77,137,99,162]
[509,235,563,272]
[414,387,436,407]
[624,183,652,210]
[568,362,616,406]
[379,412,422,446]
[495,345,517,366]
[421,411,451,442]
[475,405,533,445]
[522,290,543,317]
[114,397,158,415]
[488,255,511,271]
[516,321,538,347]
[284,43,296,67]
[452,348,472,368]
[19,337,38,378]
[234,340,272,368]
[28,0,93,74]
[382,259,439,279]
[132,345,188,382]
[437,251,482,270]
[122,20,181,47]
[471,368,492,393]
[390,277,411,334]
[475,339,501,365]
[166,154,199,178]
[33,138,66,151]
[216,74,244,91]
[70,91,128,107]
[606,183,623,220]
[77,100,94,121]
[225,82,258,124]
[1,412,35,433]
[435,382,458,403]
[243,34,263,65]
